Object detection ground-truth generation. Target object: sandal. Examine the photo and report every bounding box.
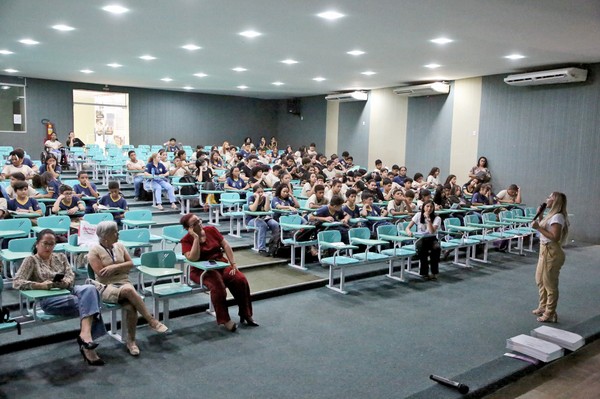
[531,308,545,316]
[126,342,140,356]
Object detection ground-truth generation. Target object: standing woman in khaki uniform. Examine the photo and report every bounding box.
[531,192,569,323]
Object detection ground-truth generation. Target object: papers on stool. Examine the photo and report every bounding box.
[506,334,564,362]
[530,326,584,351]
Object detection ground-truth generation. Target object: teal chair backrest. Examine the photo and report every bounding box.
[513,208,524,217]
[280,215,304,230]
[38,215,70,230]
[83,213,114,225]
[482,213,497,223]
[397,221,415,233]
[8,237,36,252]
[124,210,152,221]
[444,217,461,229]
[464,214,479,226]
[140,250,176,268]
[221,192,240,201]
[525,207,537,217]
[318,230,341,244]
[61,179,79,188]
[38,202,46,215]
[349,227,370,240]
[377,224,397,238]
[0,218,32,235]
[162,225,186,240]
[499,210,513,223]
[119,229,150,243]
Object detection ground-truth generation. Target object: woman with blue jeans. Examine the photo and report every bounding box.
[13,229,106,365]
[145,153,177,210]
[246,186,279,255]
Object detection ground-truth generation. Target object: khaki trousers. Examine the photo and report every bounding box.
[535,241,565,315]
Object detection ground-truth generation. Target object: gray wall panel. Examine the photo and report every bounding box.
[479,64,600,243]
[276,96,327,154]
[337,100,371,167]
[405,85,454,180]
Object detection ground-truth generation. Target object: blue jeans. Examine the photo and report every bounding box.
[133,175,144,197]
[40,284,106,340]
[151,179,176,204]
[248,218,280,250]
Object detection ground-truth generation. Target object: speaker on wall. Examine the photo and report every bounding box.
[287,98,301,116]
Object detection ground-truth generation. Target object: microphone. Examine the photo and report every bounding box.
[533,202,547,221]
[430,374,470,394]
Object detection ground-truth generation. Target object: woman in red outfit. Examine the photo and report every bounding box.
[180,213,257,332]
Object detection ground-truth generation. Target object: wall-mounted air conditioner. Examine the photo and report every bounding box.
[393,82,450,97]
[325,91,368,102]
[504,68,587,86]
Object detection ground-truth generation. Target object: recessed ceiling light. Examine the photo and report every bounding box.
[80,69,94,74]
[347,50,365,56]
[181,44,201,51]
[361,71,376,76]
[19,39,39,45]
[281,59,298,65]
[102,5,129,14]
[317,11,345,20]
[272,81,284,86]
[107,63,122,68]
[237,85,249,89]
[313,77,326,82]
[194,73,208,78]
[1,86,10,90]
[232,67,247,72]
[0,50,14,55]
[430,37,453,45]
[183,86,193,90]
[52,24,75,31]
[161,77,173,82]
[139,55,156,60]
[4,69,19,73]
[504,54,526,60]
[239,30,262,38]
[424,63,441,69]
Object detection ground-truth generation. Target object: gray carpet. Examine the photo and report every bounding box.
[1,243,599,399]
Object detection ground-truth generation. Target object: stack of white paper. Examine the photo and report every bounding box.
[531,326,584,351]
[506,334,564,362]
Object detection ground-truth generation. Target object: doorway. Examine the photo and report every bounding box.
[73,89,129,148]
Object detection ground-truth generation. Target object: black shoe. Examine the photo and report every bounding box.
[258,249,269,257]
[240,316,259,327]
[77,335,98,350]
[79,347,105,366]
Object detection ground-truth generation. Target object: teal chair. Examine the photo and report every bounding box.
[317,230,359,294]
[121,210,161,243]
[463,214,499,263]
[0,275,19,333]
[31,215,71,238]
[348,227,389,262]
[118,229,152,266]
[160,225,187,262]
[83,213,114,225]
[280,214,317,271]
[442,218,481,268]
[0,237,35,281]
[0,219,32,248]
[138,250,192,326]
[376,225,415,282]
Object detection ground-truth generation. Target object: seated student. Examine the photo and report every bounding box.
[73,171,100,214]
[404,190,417,212]
[416,188,434,210]
[246,186,279,255]
[248,166,268,189]
[401,178,414,194]
[306,184,328,209]
[324,179,345,201]
[37,171,61,200]
[38,154,62,179]
[169,156,191,177]
[52,184,85,217]
[224,166,250,195]
[471,183,495,206]
[126,150,146,201]
[433,184,452,210]
[393,166,409,186]
[405,200,442,281]
[97,181,128,225]
[163,137,180,153]
[300,172,317,198]
[5,172,39,199]
[411,173,428,193]
[387,189,413,217]
[322,160,337,181]
[309,195,350,243]
[1,149,35,180]
[145,152,177,210]
[7,181,43,219]
[270,184,300,222]
[426,167,441,189]
[272,171,293,192]
[360,192,391,236]
[263,164,282,188]
[0,184,10,219]
[448,185,470,207]
[342,189,360,220]
[462,178,479,197]
[363,179,384,202]
[380,178,394,201]
[496,184,521,204]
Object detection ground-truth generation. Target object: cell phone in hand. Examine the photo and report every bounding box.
[208,260,217,265]
[53,273,65,283]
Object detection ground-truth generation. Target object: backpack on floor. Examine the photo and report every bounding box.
[139,185,154,201]
[268,234,290,258]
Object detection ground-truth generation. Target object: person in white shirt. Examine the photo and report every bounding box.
[126,151,146,200]
[263,165,282,188]
[405,200,441,280]
[496,184,521,204]
[170,157,191,177]
[1,151,35,180]
[426,167,441,189]
[531,192,569,323]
